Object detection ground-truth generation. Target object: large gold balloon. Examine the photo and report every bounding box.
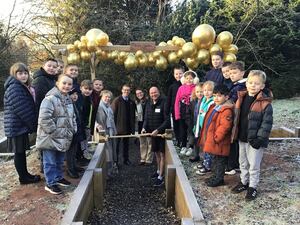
[216,31,233,49]
[197,49,210,63]
[223,44,238,54]
[153,51,161,59]
[96,32,109,46]
[209,44,222,55]
[182,42,197,58]
[168,52,179,64]
[86,28,103,42]
[177,49,184,59]
[155,56,168,71]
[224,53,237,62]
[192,24,216,49]
[80,51,91,61]
[124,54,138,70]
[87,40,97,52]
[67,44,76,53]
[67,52,80,64]
[167,40,174,46]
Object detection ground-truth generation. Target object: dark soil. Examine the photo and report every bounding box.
[87,140,180,225]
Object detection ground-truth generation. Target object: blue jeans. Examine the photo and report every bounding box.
[203,152,212,169]
[43,150,65,186]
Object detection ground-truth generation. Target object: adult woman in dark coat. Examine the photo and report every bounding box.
[4,62,40,184]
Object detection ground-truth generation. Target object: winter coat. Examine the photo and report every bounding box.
[96,100,117,162]
[166,80,181,115]
[4,76,37,137]
[204,68,224,85]
[36,86,77,152]
[174,84,195,120]
[143,97,170,133]
[229,78,247,103]
[231,90,273,148]
[199,101,234,156]
[32,68,57,112]
[111,96,136,135]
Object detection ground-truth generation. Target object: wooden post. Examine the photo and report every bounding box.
[165,165,176,208]
[295,127,300,137]
[93,168,103,210]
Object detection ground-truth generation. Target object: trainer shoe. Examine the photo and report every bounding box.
[185,148,193,156]
[195,167,211,175]
[231,182,249,194]
[225,169,237,175]
[245,187,258,201]
[45,185,62,195]
[56,178,71,187]
[193,164,204,170]
[151,172,159,180]
[153,178,164,187]
[206,178,225,187]
[180,147,187,155]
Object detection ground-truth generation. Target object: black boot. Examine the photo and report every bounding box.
[67,169,80,179]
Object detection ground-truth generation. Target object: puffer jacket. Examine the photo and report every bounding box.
[231,90,273,148]
[199,101,234,156]
[36,86,77,152]
[4,76,37,137]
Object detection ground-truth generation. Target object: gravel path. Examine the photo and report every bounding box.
[87,140,180,225]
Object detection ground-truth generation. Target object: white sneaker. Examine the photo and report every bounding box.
[180,147,187,155]
[225,169,236,175]
[185,148,193,156]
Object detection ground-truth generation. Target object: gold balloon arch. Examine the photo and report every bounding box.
[52,24,238,79]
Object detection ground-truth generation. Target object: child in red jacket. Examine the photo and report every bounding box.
[199,84,234,187]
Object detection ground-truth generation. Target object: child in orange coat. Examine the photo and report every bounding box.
[199,84,234,187]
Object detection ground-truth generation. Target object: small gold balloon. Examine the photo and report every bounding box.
[80,36,88,44]
[86,28,103,42]
[216,31,233,49]
[135,50,144,58]
[192,24,216,49]
[67,52,80,64]
[209,44,222,55]
[223,44,238,54]
[177,49,184,59]
[174,38,186,47]
[172,36,180,45]
[138,54,148,67]
[73,40,80,49]
[96,32,109,46]
[167,40,174,46]
[67,44,76,53]
[124,54,138,70]
[168,52,179,64]
[80,51,91,61]
[111,51,119,60]
[153,51,161,59]
[155,56,168,71]
[224,53,237,62]
[186,57,200,70]
[182,42,197,58]
[87,40,97,52]
[148,53,156,64]
[100,51,109,60]
[119,51,128,60]
[78,41,87,51]
[114,58,124,65]
[197,49,210,62]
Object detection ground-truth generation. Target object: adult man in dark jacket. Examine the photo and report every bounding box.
[166,65,184,146]
[111,84,136,165]
[142,87,170,187]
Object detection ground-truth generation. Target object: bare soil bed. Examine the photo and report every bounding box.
[0,97,299,225]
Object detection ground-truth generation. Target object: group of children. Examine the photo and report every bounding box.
[170,51,273,201]
[4,59,108,195]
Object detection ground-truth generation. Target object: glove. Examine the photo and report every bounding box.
[249,139,262,149]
